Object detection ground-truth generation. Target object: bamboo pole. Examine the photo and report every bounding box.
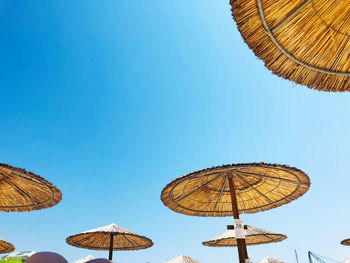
[227,173,249,263]
[109,233,114,261]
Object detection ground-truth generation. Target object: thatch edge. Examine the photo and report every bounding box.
[230,0,350,92]
[0,162,62,212]
[202,233,287,247]
[0,238,15,254]
[160,162,311,217]
[341,238,350,246]
[66,232,154,251]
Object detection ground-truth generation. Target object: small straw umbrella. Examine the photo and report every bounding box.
[0,163,62,212]
[230,0,350,92]
[66,223,154,261]
[341,238,350,246]
[161,163,310,263]
[202,225,287,247]
[0,238,14,254]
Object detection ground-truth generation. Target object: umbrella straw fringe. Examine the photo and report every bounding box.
[231,0,350,92]
[161,163,310,217]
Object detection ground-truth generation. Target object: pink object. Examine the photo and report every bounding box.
[85,259,112,263]
[24,252,68,263]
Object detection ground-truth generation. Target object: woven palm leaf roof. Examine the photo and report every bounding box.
[231,0,350,91]
[0,238,14,254]
[161,163,310,216]
[202,226,287,247]
[341,238,350,246]
[66,223,154,251]
[0,163,62,212]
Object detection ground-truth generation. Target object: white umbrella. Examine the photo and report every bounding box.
[165,254,201,263]
[257,257,284,263]
[2,251,36,260]
[74,255,95,263]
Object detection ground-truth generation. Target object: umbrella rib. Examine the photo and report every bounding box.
[2,176,39,205]
[9,172,56,203]
[74,234,93,244]
[10,171,46,186]
[0,242,7,250]
[236,170,300,184]
[271,0,312,33]
[233,172,274,204]
[213,176,227,212]
[262,233,275,241]
[175,174,223,203]
[122,234,137,247]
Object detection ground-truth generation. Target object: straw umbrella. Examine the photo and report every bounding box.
[0,238,14,254]
[0,163,62,212]
[341,238,350,246]
[202,225,287,247]
[66,223,154,261]
[161,163,310,263]
[231,0,350,92]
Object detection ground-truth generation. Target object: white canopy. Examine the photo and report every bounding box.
[2,251,36,260]
[165,254,201,263]
[341,258,350,263]
[74,255,95,263]
[258,257,284,263]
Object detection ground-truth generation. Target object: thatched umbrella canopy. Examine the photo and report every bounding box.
[0,163,62,212]
[231,0,350,92]
[202,226,287,247]
[161,163,310,263]
[161,163,310,216]
[341,238,350,246]
[0,238,14,254]
[66,223,153,261]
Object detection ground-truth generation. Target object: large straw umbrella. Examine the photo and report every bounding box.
[0,163,62,212]
[161,163,310,263]
[66,223,154,261]
[341,238,350,246]
[0,238,15,254]
[231,0,350,92]
[202,225,287,247]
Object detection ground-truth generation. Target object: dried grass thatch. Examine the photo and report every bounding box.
[66,223,153,251]
[0,238,15,254]
[161,163,310,216]
[202,225,286,247]
[341,238,350,246]
[0,163,62,212]
[231,0,350,91]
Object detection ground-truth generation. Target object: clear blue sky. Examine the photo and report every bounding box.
[1,1,350,262]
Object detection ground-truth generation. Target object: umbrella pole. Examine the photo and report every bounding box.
[109,233,114,261]
[228,174,249,263]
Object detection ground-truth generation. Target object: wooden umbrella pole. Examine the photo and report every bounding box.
[227,174,249,263]
[109,233,114,261]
